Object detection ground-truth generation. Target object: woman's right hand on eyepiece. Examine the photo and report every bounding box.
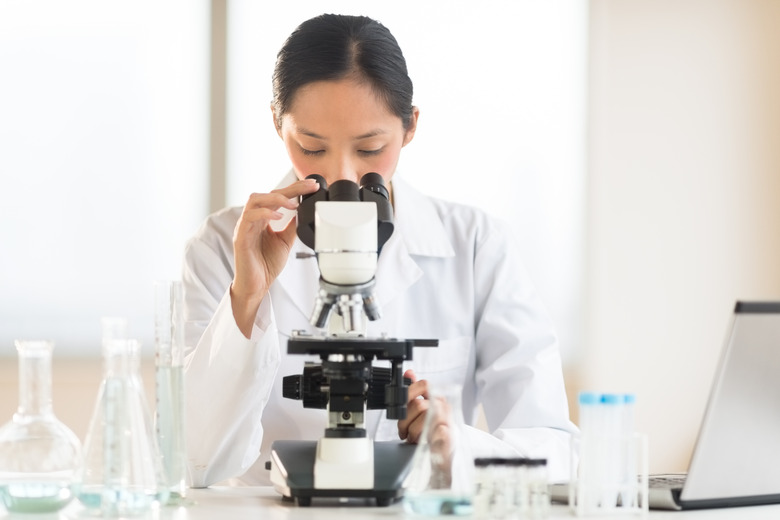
[230,178,320,338]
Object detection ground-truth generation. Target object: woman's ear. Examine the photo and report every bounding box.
[271,104,283,138]
[402,106,420,147]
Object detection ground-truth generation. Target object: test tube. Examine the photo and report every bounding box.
[577,392,601,510]
[154,281,187,500]
[473,458,493,519]
[599,393,622,509]
[620,394,637,508]
[526,458,549,519]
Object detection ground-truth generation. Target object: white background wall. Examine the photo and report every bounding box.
[0,1,210,352]
[584,0,780,472]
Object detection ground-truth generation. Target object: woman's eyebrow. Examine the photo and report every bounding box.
[297,128,388,140]
[354,129,387,140]
[298,128,326,140]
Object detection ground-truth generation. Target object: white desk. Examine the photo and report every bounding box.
[4,488,780,519]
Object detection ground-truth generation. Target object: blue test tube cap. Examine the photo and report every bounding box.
[578,391,601,405]
[600,393,622,405]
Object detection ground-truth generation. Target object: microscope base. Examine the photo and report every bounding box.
[269,440,416,507]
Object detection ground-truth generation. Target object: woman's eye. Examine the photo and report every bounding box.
[358,148,383,157]
[300,148,324,156]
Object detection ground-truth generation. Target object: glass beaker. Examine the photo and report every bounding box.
[0,340,82,513]
[154,280,187,500]
[76,338,169,516]
[101,316,128,344]
[404,383,474,516]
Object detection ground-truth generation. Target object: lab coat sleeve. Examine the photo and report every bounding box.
[181,232,281,488]
[472,220,577,482]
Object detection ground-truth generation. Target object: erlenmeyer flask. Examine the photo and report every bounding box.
[0,340,82,513]
[76,338,169,516]
[404,383,475,516]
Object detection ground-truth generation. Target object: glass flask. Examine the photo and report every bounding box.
[76,338,169,516]
[404,383,475,516]
[0,340,82,513]
[101,316,128,344]
[154,281,188,500]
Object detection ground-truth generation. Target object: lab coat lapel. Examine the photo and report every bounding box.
[275,239,320,320]
[374,176,455,307]
[272,169,321,320]
[374,233,422,309]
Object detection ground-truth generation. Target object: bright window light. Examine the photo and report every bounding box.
[0,1,210,355]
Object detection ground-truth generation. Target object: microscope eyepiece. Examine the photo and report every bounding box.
[303,174,327,191]
[297,175,328,249]
[328,179,361,201]
[360,172,390,201]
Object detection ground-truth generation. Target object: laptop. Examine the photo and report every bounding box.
[647,300,780,510]
[553,301,780,510]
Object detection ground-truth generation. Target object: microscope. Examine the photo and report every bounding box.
[268,173,436,507]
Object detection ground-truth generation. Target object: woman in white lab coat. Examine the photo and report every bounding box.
[182,13,577,488]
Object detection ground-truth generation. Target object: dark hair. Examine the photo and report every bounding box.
[272,14,415,130]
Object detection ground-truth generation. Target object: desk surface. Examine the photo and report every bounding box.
[4,487,780,519]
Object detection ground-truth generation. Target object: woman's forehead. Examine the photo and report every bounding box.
[284,79,404,137]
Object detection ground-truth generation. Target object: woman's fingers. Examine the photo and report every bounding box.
[239,207,283,224]
[398,370,430,443]
[271,177,320,200]
[399,397,429,443]
[237,179,320,233]
[229,179,319,339]
[243,192,297,214]
[243,178,319,212]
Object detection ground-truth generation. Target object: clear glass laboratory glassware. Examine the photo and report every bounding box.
[0,340,82,513]
[154,280,187,501]
[404,383,475,516]
[526,458,550,519]
[472,458,492,519]
[101,316,128,344]
[77,338,170,516]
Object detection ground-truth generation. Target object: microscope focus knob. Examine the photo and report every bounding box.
[282,366,329,409]
[282,374,304,401]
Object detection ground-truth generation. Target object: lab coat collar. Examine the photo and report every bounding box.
[274,171,455,321]
[390,175,456,258]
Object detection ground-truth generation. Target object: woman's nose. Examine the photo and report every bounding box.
[326,155,360,184]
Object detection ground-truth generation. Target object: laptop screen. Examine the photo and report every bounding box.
[681,302,780,504]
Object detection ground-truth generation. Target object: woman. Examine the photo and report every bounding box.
[182,13,576,488]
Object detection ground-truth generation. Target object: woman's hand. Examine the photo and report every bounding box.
[400,370,456,487]
[398,369,430,443]
[231,178,319,338]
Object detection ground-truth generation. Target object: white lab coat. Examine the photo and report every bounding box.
[182,171,577,488]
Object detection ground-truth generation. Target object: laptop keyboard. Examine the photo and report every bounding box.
[649,474,687,490]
